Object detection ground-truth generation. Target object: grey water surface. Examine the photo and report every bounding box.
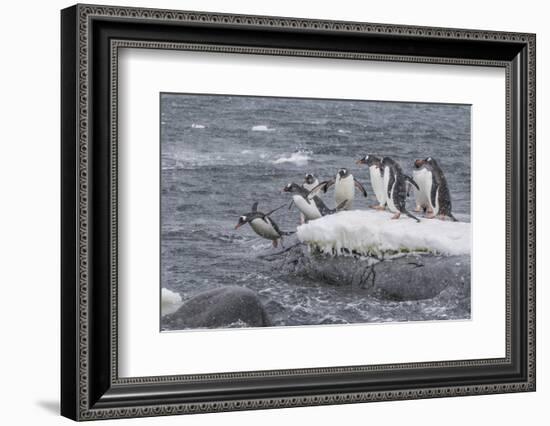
[160,93,471,330]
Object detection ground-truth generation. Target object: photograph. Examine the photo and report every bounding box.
[159,93,472,331]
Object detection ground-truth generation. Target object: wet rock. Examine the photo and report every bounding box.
[282,245,470,301]
[163,286,271,329]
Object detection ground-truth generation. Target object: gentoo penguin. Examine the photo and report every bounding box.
[302,173,319,193]
[283,183,346,222]
[381,157,420,222]
[412,160,431,213]
[356,155,386,210]
[235,202,292,248]
[414,157,457,221]
[294,173,320,223]
[310,168,367,210]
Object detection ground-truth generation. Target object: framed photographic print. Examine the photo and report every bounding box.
[61,4,536,421]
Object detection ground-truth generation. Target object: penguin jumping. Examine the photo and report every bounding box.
[234,202,293,248]
[413,157,457,221]
[356,155,386,210]
[283,183,346,222]
[309,168,367,210]
[381,157,420,222]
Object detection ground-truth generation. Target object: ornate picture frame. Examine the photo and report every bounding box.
[61,4,535,421]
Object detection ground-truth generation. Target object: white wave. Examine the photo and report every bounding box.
[337,129,351,134]
[191,123,205,129]
[272,151,311,166]
[297,210,470,256]
[252,124,275,132]
[161,288,183,316]
[241,149,252,154]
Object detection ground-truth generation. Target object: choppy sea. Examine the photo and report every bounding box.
[160,93,471,330]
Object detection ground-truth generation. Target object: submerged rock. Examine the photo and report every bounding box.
[163,286,271,329]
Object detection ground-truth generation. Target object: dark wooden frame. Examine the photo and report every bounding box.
[61,3,536,421]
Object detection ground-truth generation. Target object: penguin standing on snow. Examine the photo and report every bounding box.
[356,154,386,210]
[381,157,420,222]
[310,168,367,210]
[413,157,457,221]
[234,202,292,248]
[283,183,346,222]
[412,161,431,213]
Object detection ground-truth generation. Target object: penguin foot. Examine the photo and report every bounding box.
[391,213,401,220]
[414,206,422,212]
[425,213,436,219]
[371,205,385,210]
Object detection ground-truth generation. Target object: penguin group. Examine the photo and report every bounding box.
[235,156,457,247]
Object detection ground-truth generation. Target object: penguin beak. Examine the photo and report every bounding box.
[356,158,366,165]
[235,223,242,229]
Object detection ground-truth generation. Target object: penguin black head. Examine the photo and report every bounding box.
[304,173,316,185]
[415,157,438,169]
[235,215,249,230]
[356,155,380,167]
[381,157,393,167]
[338,168,349,178]
[283,182,301,193]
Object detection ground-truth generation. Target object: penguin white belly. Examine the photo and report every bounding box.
[293,195,322,220]
[383,167,397,212]
[369,166,386,206]
[249,218,280,240]
[335,175,355,210]
[413,168,431,209]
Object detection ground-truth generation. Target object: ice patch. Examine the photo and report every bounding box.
[252,124,275,132]
[272,151,311,166]
[161,288,183,316]
[297,210,470,256]
[191,123,205,129]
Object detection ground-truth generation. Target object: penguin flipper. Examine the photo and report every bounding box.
[251,202,259,212]
[404,175,419,191]
[308,180,334,197]
[265,204,287,217]
[353,178,368,197]
[288,199,294,210]
[430,175,439,208]
[386,169,395,199]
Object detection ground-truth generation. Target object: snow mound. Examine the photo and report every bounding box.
[297,210,470,256]
[161,288,183,316]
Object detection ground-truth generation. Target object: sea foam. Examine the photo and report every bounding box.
[297,210,470,256]
[272,151,311,166]
[252,124,275,132]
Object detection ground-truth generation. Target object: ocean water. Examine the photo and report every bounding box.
[160,93,471,330]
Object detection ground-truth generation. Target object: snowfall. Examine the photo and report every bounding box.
[296,210,471,257]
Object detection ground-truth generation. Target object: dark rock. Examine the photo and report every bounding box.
[163,286,271,329]
[283,245,470,301]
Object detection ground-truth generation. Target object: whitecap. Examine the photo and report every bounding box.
[161,288,183,316]
[337,129,351,134]
[272,151,311,166]
[191,123,205,129]
[252,125,275,132]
